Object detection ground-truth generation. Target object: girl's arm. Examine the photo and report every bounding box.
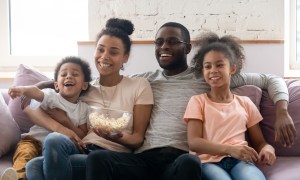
[187,118,258,162]
[9,86,44,102]
[247,124,276,165]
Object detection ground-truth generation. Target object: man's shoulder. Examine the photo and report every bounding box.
[129,69,162,79]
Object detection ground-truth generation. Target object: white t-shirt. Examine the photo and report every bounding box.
[23,88,89,142]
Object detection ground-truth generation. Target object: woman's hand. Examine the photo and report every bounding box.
[56,126,85,153]
[227,145,259,163]
[258,144,276,166]
[47,108,71,126]
[91,126,123,141]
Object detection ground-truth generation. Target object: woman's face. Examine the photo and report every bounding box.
[94,35,129,76]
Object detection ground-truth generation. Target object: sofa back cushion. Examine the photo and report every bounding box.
[0,93,20,157]
[232,85,262,108]
[8,64,50,133]
[260,79,300,156]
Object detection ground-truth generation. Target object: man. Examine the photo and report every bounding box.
[84,22,296,180]
[24,22,296,180]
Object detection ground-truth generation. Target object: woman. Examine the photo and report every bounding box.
[25,18,154,180]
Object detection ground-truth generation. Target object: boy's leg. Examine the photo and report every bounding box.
[12,136,42,179]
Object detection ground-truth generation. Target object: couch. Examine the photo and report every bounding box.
[1,65,300,179]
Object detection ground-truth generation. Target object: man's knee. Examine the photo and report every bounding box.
[176,153,201,167]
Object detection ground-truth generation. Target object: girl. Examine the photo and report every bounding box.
[184,32,276,180]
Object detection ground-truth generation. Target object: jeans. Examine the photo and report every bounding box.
[26,132,86,180]
[202,157,265,180]
[86,147,202,180]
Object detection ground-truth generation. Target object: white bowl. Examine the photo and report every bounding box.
[89,106,132,135]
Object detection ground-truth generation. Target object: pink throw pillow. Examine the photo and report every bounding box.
[8,64,50,133]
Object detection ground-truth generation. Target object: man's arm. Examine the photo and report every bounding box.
[231,73,297,147]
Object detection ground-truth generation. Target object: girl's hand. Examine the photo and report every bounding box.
[227,145,259,163]
[91,126,123,141]
[258,144,276,166]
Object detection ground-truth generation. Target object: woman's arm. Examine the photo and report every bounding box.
[46,108,88,139]
[23,106,83,144]
[113,104,153,149]
[187,118,258,162]
[231,73,296,147]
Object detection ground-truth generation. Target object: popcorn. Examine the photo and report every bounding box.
[89,110,131,134]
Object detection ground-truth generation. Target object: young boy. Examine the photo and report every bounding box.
[1,56,92,180]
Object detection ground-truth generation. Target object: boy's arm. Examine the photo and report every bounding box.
[23,106,83,144]
[231,73,296,147]
[9,86,44,102]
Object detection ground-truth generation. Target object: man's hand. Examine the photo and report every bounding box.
[275,110,297,147]
[275,100,297,147]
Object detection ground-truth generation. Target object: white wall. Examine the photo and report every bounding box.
[78,43,284,77]
[88,0,283,41]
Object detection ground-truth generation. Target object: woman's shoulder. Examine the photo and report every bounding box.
[123,76,150,85]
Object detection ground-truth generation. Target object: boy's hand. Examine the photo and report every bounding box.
[258,144,276,166]
[8,86,24,99]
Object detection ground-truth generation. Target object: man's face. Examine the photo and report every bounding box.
[154,27,188,71]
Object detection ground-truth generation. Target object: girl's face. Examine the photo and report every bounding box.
[54,63,88,103]
[94,35,129,77]
[202,50,236,89]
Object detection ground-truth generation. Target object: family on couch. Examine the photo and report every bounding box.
[1,18,296,180]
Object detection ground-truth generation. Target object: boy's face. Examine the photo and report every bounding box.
[54,63,88,103]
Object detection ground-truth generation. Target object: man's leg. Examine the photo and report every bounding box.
[161,153,202,180]
[86,149,160,180]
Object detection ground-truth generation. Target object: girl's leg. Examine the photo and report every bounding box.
[230,161,266,180]
[43,132,81,180]
[202,163,231,180]
[25,156,45,180]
